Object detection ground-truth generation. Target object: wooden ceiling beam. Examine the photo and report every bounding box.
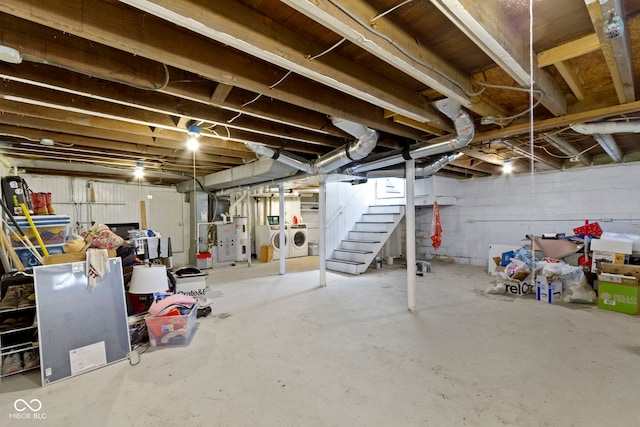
[0,124,237,167]
[537,34,601,67]
[282,0,503,119]
[0,61,345,148]
[0,0,422,138]
[0,79,330,155]
[474,100,640,142]
[120,0,446,127]
[0,112,250,161]
[431,0,567,116]
[211,83,233,104]
[585,0,635,103]
[553,62,587,101]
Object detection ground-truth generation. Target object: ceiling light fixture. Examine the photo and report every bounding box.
[187,125,200,151]
[134,162,144,179]
[502,158,513,174]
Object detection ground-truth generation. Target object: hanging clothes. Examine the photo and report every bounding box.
[430,201,442,250]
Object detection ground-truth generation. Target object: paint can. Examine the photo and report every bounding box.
[376,257,382,269]
[416,260,431,273]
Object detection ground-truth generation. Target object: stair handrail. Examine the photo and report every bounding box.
[326,185,372,227]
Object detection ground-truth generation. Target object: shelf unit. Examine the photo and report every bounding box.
[0,305,39,379]
[300,202,319,246]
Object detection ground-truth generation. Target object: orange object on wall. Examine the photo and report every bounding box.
[431,202,442,250]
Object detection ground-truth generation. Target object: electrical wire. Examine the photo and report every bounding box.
[229,69,294,123]
[23,55,170,91]
[269,70,293,88]
[475,80,544,125]
[206,125,232,140]
[306,38,346,60]
[528,0,536,271]
[370,0,414,23]
[539,142,600,159]
[327,0,483,98]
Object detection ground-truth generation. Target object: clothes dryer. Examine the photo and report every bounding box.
[289,224,308,258]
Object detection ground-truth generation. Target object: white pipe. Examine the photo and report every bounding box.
[406,159,416,312]
[228,194,246,224]
[571,121,640,134]
[246,189,252,268]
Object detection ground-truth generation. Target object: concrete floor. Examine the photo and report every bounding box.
[2,257,639,426]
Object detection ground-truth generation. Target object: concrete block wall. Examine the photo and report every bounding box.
[416,163,640,266]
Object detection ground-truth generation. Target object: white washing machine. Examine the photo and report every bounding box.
[289,224,308,258]
[255,224,289,260]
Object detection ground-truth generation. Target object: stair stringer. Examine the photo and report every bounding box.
[326,205,405,274]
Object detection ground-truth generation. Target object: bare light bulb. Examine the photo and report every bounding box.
[503,159,513,174]
[187,136,199,151]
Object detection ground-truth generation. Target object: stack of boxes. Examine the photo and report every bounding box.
[592,235,639,315]
[10,215,71,267]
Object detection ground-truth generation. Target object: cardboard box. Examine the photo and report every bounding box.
[16,244,65,267]
[601,263,640,277]
[597,273,639,314]
[175,273,207,297]
[590,237,633,254]
[501,278,535,296]
[42,249,116,265]
[259,245,273,263]
[536,276,563,303]
[591,250,626,273]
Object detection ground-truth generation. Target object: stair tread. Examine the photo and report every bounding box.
[350,230,387,233]
[327,258,365,265]
[335,248,373,254]
[362,213,400,215]
[356,221,394,224]
[343,239,380,243]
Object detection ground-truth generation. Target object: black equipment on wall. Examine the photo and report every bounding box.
[1,176,32,216]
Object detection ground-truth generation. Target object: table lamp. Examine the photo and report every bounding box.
[128,264,169,313]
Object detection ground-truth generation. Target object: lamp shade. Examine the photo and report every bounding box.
[128,265,168,294]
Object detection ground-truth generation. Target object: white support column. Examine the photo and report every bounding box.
[406,159,416,311]
[279,182,286,275]
[319,175,327,287]
[246,188,252,268]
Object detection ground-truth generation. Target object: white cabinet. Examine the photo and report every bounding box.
[414,176,458,206]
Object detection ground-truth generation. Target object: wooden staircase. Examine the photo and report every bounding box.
[326,205,405,274]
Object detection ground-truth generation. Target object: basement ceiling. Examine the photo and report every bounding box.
[0,0,639,187]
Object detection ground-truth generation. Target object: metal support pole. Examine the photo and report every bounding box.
[279,182,286,275]
[319,175,327,287]
[406,159,416,311]
[246,188,252,267]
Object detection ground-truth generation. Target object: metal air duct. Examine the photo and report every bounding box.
[314,118,378,174]
[363,153,463,178]
[245,117,379,175]
[346,98,474,174]
[244,142,314,174]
